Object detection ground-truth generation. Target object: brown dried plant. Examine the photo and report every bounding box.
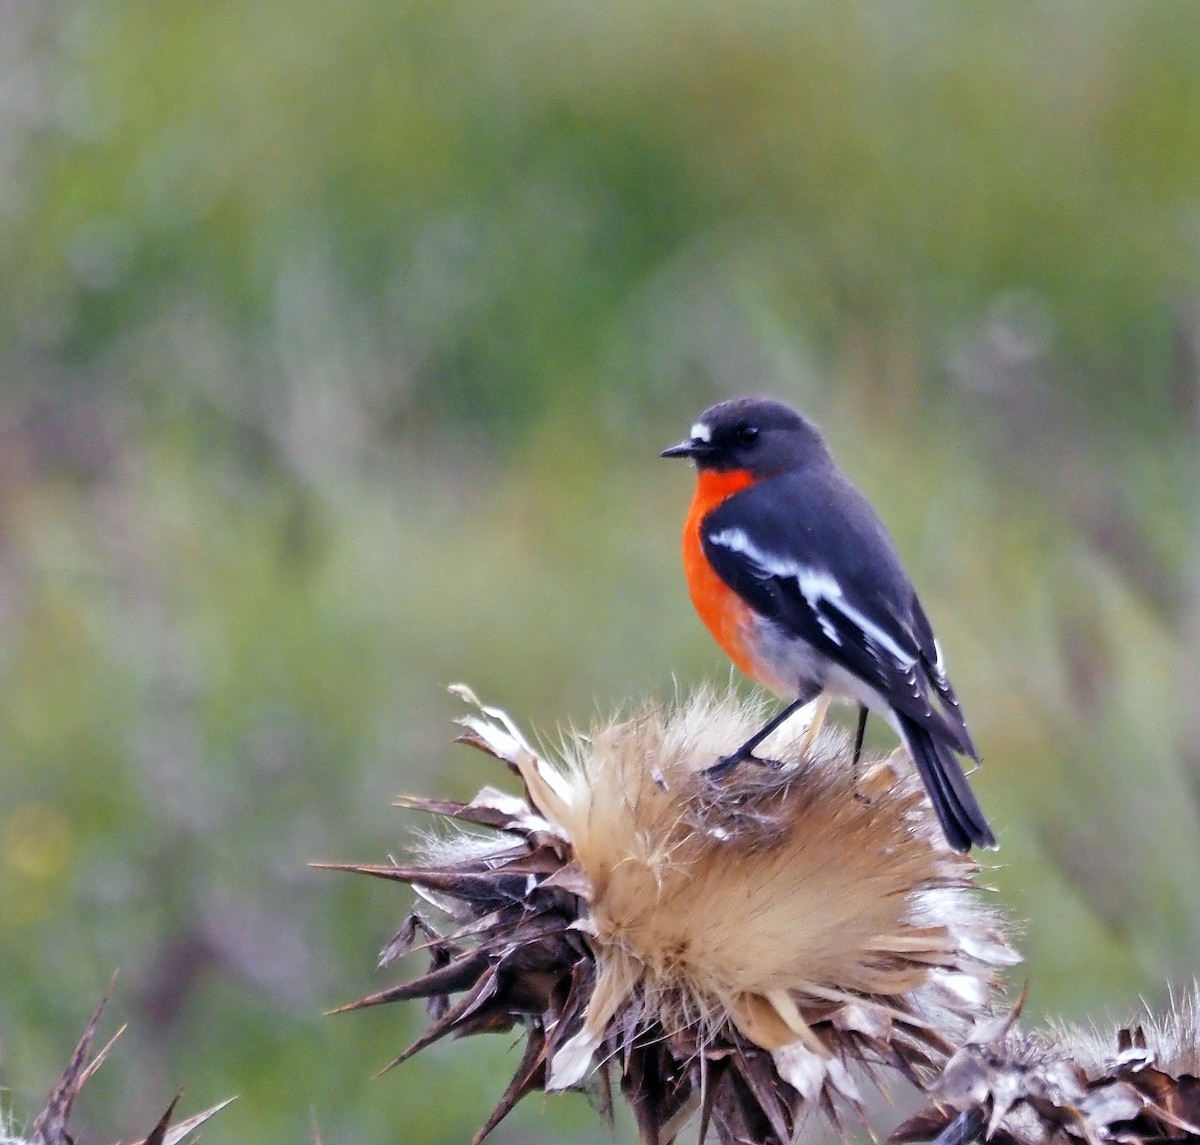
[893,986,1200,1145]
[9,990,232,1145]
[326,685,1017,1145]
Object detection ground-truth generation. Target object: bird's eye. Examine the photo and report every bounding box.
[735,423,759,447]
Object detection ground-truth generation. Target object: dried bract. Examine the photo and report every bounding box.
[15,991,233,1145]
[893,986,1200,1145]
[332,686,1016,1145]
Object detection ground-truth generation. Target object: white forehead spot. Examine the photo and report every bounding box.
[690,421,711,442]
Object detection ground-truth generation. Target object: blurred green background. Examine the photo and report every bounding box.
[3,1,1200,1140]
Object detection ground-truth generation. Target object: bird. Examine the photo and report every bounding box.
[661,396,996,852]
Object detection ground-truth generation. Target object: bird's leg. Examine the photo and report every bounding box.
[851,704,868,768]
[850,704,870,802]
[706,685,822,779]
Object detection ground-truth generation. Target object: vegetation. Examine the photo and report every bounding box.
[2,2,1200,1140]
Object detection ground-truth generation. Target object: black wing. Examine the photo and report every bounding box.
[701,472,974,754]
[909,592,978,759]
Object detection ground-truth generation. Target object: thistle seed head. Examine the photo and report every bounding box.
[333,686,1017,1145]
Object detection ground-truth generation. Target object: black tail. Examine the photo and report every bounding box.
[895,713,995,852]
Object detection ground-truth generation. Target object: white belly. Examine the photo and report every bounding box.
[748,614,895,726]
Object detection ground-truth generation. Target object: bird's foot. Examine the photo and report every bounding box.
[704,753,743,780]
[704,751,784,779]
[752,754,785,771]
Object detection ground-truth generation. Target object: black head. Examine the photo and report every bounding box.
[660,397,829,475]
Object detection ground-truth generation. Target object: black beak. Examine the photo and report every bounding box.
[661,439,705,459]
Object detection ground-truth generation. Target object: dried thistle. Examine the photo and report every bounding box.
[10,990,233,1145]
[893,986,1200,1145]
[329,686,1017,1145]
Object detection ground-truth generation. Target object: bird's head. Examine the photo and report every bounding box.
[660,397,829,477]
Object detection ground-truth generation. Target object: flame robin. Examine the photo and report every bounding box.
[662,396,995,852]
